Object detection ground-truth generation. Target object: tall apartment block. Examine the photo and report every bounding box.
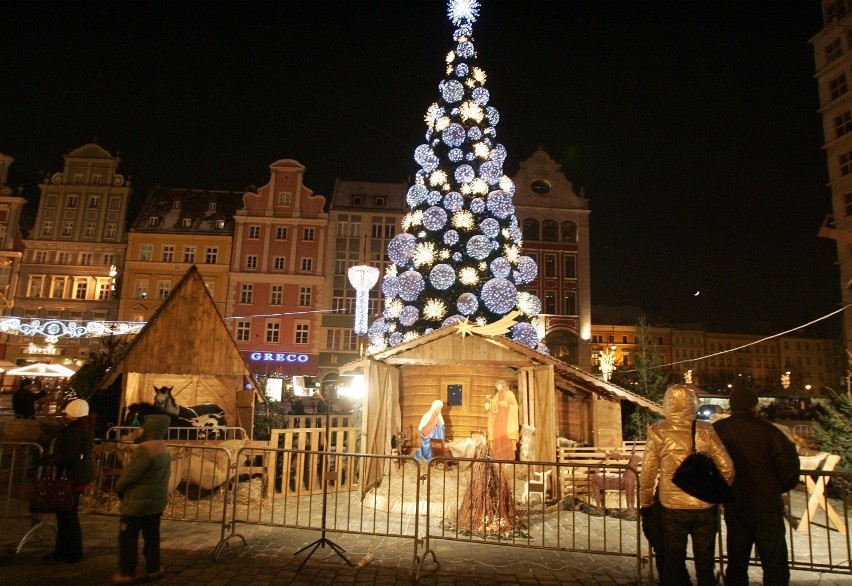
[813,1,852,379]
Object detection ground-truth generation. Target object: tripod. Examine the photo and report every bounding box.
[294,392,352,570]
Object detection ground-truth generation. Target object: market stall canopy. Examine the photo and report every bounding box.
[6,362,77,378]
[0,360,19,371]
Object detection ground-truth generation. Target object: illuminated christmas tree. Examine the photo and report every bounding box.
[367,0,545,354]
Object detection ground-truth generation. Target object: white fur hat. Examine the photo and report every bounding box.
[64,399,89,418]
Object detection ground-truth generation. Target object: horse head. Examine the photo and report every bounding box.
[153,385,179,416]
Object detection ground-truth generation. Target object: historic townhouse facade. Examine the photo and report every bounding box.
[9,144,130,366]
[228,160,327,393]
[318,179,407,383]
[513,148,592,370]
[119,187,241,323]
[0,153,27,316]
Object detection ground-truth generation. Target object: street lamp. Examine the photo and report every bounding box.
[347,264,379,337]
[781,371,791,390]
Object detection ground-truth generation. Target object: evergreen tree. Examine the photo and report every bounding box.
[622,317,668,440]
[368,0,544,353]
[812,390,852,472]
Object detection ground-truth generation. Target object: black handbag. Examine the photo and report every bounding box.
[672,419,735,504]
[29,467,74,513]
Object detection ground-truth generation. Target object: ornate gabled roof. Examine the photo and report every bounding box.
[65,143,114,160]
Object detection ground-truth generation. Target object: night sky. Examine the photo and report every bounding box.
[0,1,840,335]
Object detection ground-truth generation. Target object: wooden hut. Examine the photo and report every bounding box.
[95,266,263,435]
[341,321,663,491]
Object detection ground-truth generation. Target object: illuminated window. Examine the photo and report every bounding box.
[278,192,292,206]
[105,223,117,239]
[140,244,153,261]
[157,280,170,300]
[84,222,96,238]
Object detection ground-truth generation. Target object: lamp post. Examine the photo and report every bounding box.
[347,263,379,356]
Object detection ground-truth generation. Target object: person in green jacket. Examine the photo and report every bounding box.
[111,414,171,584]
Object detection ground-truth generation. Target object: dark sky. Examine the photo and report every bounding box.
[0,1,840,335]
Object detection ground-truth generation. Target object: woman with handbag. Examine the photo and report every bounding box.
[43,398,95,564]
[639,385,734,585]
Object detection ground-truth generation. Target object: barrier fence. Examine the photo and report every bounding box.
[1,438,850,583]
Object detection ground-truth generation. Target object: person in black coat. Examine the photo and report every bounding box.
[43,399,96,564]
[713,388,801,586]
[12,379,46,419]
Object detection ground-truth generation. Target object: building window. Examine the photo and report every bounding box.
[248,226,260,239]
[845,193,852,217]
[74,279,88,300]
[205,247,218,264]
[826,37,843,63]
[561,221,578,243]
[275,227,288,240]
[565,291,577,315]
[544,255,556,277]
[157,280,170,300]
[41,221,53,237]
[183,245,196,263]
[182,218,192,228]
[278,192,292,206]
[140,244,153,261]
[273,256,285,270]
[105,223,117,239]
[564,255,576,278]
[270,284,283,305]
[351,194,363,205]
[92,174,102,185]
[836,110,852,138]
[216,219,225,229]
[544,290,556,314]
[161,245,175,262]
[295,322,309,345]
[240,283,253,304]
[327,328,357,351]
[173,200,181,209]
[84,222,96,238]
[522,218,540,241]
[375,196,386,206]
[236,320,251,342]
[135,279,148,299]
[542,220,558,242]
[62,221,74,237]
[88,195,100,209]
[831,73,848,100]
[51,277,66,298]
[265,320,280,343]
[97,281,111,300]
[300,258,313,272]
[28,276,44,298]
[35,251,48,263]
[80,253,92,266]
[58,251,70,265]
[66,194,78,208]
[303,227,315,241]
[208,202,217,212]
[299,286,311,306]
[148,216,159,227]
[245,255,258,269]
[841,150,852,176]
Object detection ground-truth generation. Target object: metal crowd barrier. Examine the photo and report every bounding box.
[0,441,54,554]
[105,425,247,442]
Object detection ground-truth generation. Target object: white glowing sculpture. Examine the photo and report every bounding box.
[348,265,380,335]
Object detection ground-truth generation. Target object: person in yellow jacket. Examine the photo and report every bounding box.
[639,384,734,585]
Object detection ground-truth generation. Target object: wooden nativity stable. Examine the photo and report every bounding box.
[342,321,663,491]
[94,266,263,436]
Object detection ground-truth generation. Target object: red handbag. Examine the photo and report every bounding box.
[29,468,74,513]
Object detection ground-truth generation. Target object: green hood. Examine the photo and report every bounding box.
[138,414,171,442]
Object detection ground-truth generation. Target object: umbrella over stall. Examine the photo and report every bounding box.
[6,362,77,378]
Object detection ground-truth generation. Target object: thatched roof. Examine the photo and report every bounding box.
[343,325,664,415]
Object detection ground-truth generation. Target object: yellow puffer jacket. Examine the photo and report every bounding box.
[639,385,734,509]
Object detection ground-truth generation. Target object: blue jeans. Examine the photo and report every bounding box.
[661,506,719,586]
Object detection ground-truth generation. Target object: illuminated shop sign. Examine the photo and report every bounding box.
[249,352,310,363]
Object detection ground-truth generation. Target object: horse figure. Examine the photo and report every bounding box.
[153,385,226,434]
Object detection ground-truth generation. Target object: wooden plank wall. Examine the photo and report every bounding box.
[399,364,515,442]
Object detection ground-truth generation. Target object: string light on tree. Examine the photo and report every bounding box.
[367,0,545,353]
